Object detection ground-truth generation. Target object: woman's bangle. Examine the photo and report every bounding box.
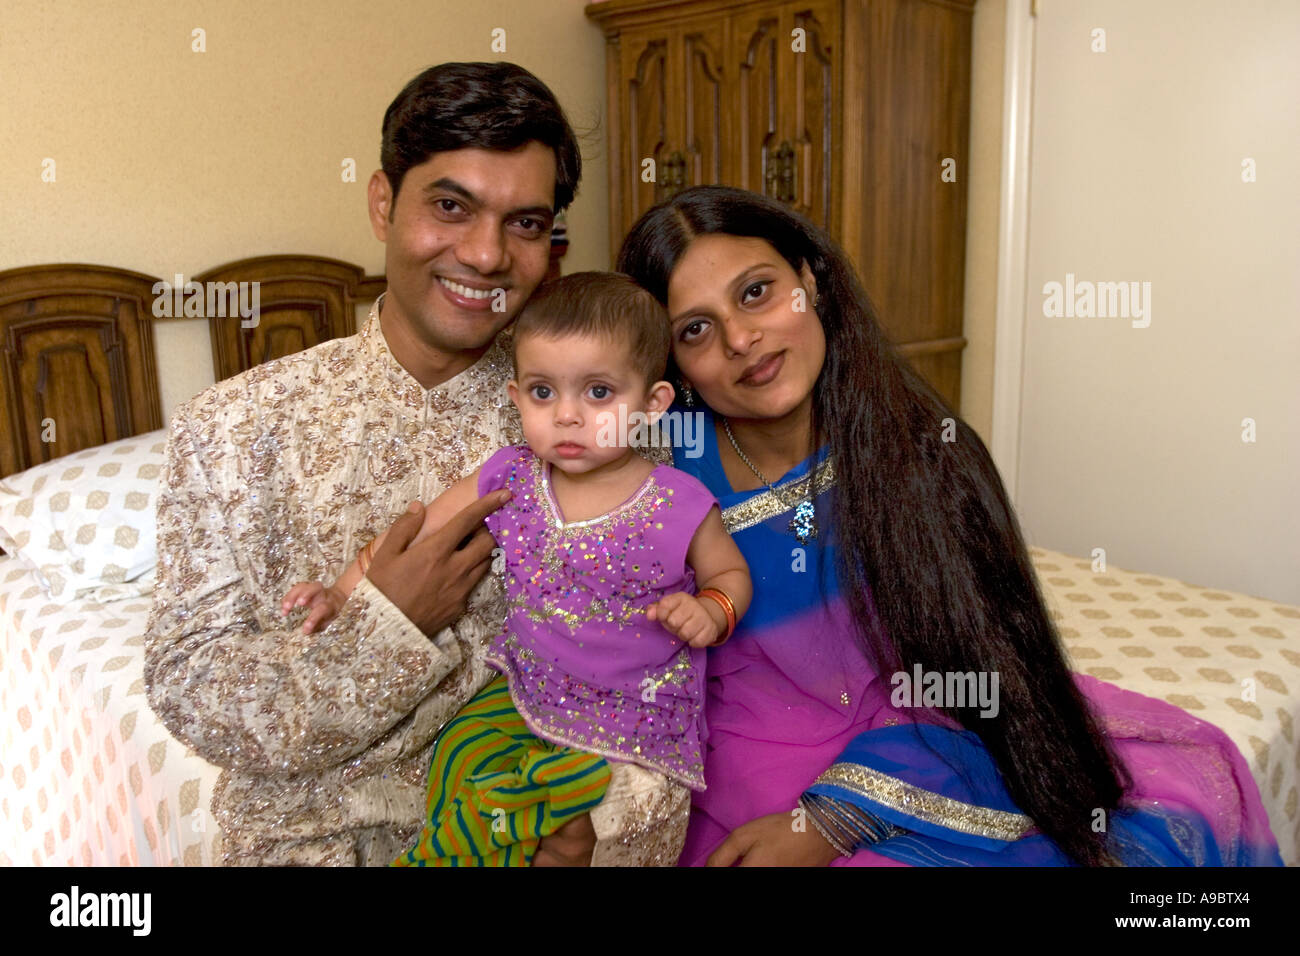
[798,794,854,857]
[799,791,906,857]
[697,587,737,644]
[357,539,376,577]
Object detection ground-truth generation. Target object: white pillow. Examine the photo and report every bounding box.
[0,430,167,598]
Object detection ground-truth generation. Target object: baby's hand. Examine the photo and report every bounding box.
[646,592,724,649]
[281,581,348,635]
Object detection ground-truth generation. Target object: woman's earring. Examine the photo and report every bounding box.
[813,293,821,312]
[682,385,695,407]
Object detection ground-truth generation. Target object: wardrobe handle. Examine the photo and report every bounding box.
[764,147,780,198]
[777,140,796,203]
[659,150,687,200]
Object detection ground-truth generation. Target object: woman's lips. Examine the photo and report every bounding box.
[738,351,785,387]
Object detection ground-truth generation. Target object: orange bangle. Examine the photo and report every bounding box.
[697,587,736,644]
[357,539,376,577]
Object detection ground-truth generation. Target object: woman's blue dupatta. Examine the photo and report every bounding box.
[806,724,1252,866]
[807,724,1072,865]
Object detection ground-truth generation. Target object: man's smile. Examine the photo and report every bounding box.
[437,275,499,299]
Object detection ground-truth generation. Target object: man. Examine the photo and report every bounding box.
[145,62,600,865]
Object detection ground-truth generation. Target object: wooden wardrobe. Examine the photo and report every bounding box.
[586,0,976,410]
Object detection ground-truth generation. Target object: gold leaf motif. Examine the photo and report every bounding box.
[179,778,200,816]
[1254,671,1288,696]
[1225,699,1262,720]
[1143,667,1180,682]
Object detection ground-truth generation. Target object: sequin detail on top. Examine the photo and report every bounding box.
[477,445,718,791]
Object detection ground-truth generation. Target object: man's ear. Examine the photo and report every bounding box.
[644,380,676,424]
[368,171,393,240]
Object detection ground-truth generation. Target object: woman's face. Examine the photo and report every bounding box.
[665,234,825,423]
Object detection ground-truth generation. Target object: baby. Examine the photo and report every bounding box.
[282,271,752,866]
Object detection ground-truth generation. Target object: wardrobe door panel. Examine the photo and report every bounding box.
[785,1,840,233]
[619,29,674,238]
[730,8,783,201]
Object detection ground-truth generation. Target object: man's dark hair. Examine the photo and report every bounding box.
[512,272,670,385]
[381,62,582,213]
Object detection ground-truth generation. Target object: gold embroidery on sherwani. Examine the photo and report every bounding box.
[145,300,522,865]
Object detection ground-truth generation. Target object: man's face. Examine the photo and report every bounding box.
[369,142,557,358]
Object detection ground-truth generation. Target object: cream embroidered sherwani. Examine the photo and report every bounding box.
[144,301,685,866]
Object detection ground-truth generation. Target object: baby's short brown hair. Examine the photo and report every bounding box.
[511,271,670,384]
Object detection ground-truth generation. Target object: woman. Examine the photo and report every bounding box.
[616,185,1282,866]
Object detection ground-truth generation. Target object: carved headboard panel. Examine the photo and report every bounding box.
[0,264,163,477]
[199,256,385,383]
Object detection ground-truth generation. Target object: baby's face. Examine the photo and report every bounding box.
[508,333,668,475]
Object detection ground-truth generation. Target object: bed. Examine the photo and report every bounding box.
[1,256,1296,866]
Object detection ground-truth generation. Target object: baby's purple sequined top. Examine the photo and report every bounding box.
[477,445,717,790]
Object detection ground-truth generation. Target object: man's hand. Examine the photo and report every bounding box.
[533,813,597,867]
[366,491,511,637]
[707,811,843,867]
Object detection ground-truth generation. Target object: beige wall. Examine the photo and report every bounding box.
[0,0,611,420]
[1014,0,1300,604]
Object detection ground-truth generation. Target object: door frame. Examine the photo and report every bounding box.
[990,0,1036,504]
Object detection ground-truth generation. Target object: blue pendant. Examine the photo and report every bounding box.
[789,500,817,543]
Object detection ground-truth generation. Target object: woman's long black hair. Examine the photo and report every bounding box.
[617,185,1129,866]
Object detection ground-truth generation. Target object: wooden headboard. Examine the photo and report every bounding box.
[0,263,165,478]
[0,255,382,478]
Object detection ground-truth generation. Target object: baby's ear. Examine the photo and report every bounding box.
[645,380,676,422]
[507,380,520,404]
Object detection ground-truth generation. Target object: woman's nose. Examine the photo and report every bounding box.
[721,316,762,356]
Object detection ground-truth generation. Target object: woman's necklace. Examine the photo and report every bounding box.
[721,417,817,544]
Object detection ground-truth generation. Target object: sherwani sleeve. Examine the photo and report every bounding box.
[144,405,465,777]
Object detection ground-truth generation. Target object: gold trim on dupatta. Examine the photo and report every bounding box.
[719,458,837,535]
[813,763,1036,843]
